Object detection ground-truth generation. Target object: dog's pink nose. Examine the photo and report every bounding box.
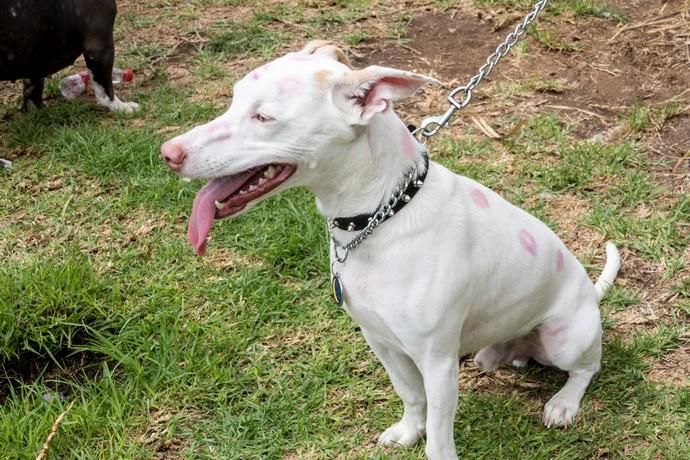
[161,140,187,171]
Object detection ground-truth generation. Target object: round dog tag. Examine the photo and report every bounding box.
[331,273,344,306]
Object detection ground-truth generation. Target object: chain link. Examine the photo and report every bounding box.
[415,0,550,140]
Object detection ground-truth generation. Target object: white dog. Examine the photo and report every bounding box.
[161,41,620,460]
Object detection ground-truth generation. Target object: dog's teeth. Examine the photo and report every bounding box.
[248,185,258,192]
[258,177,267,185]
[239,189,248,195]
[214,200,223,210]
[265,165,277,179]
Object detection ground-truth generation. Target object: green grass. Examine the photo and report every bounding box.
[475,0,626,21]
[0,0,688,459]
[207,21,285,58]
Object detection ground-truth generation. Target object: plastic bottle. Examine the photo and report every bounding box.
[59,68,134,99]
[59,71,90,99]
[112,68,134,85]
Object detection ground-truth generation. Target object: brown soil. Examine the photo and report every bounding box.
[648,341,690,387]
[358,0,690,176]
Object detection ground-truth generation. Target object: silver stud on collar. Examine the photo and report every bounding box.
[388,209,395,217]
[402,194,411,202]
[414,179,424,188]
[347,222,356,231]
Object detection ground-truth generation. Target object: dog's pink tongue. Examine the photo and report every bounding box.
[188,175,248,255]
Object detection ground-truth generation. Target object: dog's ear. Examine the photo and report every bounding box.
[332,65,439,125]
[300,40,352,68]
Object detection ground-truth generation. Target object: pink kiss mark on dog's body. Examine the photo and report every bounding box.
[556,250,565,272]
[470,188,490,208]
[519,229,537,256]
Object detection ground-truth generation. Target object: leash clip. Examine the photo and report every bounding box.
[415,106,456,140]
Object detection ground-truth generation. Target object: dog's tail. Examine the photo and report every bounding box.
[594,241,621,301]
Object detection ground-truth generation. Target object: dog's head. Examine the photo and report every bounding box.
[161,41,437,255]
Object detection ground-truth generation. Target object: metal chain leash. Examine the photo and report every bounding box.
[415,0,550,140]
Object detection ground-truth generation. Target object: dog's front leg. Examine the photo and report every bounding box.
[420,356,459,460]
[362,330,427,448]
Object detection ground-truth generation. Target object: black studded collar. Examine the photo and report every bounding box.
[331,153,429,232]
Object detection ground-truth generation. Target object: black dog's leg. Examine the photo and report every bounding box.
[82,13,138,113]
[21,78,44,111]
[84,34,115,99]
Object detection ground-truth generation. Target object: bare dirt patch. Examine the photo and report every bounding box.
[648,340,690,387]
[356,0,690,175]
[135,407,206,459]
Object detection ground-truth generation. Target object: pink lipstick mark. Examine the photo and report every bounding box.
[556,249,565,272]
[206,120,232,140]
[288,54,317,61]
[470,188,490,208]
[248,63,271,81]
[519,229,537,256]
[401,124,417,159]
[276,77,302,97]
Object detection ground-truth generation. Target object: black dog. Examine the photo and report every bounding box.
[0,0,138,112]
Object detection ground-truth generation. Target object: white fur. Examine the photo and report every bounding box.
[91,79,139,113]
[162,43,620,460]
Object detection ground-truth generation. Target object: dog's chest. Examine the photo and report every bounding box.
[336,261,388,327]
[332,248,436,347]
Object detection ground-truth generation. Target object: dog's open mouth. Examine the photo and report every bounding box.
[188,163,297,255]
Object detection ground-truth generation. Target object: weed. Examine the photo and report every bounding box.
[528,25,583,53]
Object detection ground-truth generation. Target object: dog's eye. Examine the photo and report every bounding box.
[254,113,273,123]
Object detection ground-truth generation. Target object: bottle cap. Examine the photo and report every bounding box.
[122,69,134,82]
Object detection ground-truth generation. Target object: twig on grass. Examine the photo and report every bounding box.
[471,116,502,139]
[545,104,609,123]
[608,12,682,43]
[35,401,75,460]
[672,151,690,173]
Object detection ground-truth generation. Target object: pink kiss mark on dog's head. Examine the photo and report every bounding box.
[401,124,417,159]
[518,229,537,256]
[288,54,318,62]
[470,188,489,208]
[206,121,231,140]
[556,249,564,272]
[248,63,271,81]
[277,77,302,97]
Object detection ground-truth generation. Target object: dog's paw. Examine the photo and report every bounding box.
[511,358,528,368]
[112,100,140,113]
[474,346,503,372]
[377,421,424,448]
[543,394,579,428]
[97,93,140,113]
